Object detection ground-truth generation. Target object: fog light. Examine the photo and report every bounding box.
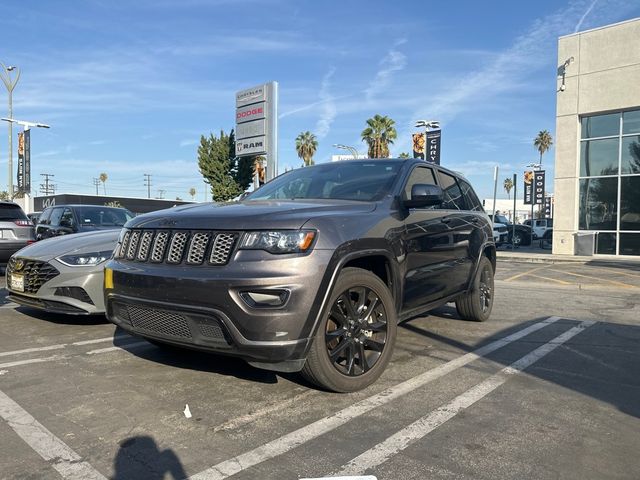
[240,290,289,307]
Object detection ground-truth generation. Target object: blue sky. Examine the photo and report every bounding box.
[1,0,639,201]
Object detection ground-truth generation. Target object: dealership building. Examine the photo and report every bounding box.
[553,18,640,256]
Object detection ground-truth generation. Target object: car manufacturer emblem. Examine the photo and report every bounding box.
[13,259,24,271]
[159,219,177,227]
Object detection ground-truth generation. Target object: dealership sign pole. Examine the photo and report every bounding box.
[235,82,278,186]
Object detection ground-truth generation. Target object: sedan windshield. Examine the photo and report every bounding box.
[246,161,403,202]
[75,207,134,227]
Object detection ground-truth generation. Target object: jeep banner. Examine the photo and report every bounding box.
[523,170,533,205]
[412,133,425,159]
[534,170,546,205]
[425,129,441,165]
[17,130,31,194]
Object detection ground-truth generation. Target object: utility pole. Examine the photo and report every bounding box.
[40,173,55,195]
[92,178,100,195]
[157,189,165,199]
[143,173,151,199]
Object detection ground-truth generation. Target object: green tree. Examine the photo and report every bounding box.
[104,200,123,208]
[198,130,241,202]
[0,191,9,200]
[235,157,256,190]
[534,130,553,165]
[503,177,514,199]
[398,152,411,158]
[189,187,196,200]
[295,131,318,166]
[361,114,397,158]
[99,172,108,195]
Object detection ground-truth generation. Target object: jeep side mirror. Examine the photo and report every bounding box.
[404,184,444,208]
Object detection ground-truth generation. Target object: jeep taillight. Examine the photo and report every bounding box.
[14,220,32,226]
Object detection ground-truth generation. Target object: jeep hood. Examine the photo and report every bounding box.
[127,200,377,230]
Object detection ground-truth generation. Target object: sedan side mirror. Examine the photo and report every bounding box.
[404,184,444,208]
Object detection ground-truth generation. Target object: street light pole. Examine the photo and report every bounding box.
[332,143,358,159]
[0,63,20,197]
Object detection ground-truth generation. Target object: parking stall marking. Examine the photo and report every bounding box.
[528,274,573,285]
[336,320,596,477]
[503,265,549,282]
[0,335,131,359]
[189,316,561,480]
[0,389,106,479]
[0,355,65,369]
[548,269,639,289]
[86,341,152,355]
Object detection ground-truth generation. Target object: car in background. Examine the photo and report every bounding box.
[36,205,133,240]
[492,222,509,245]
[524,218,553,239]
[5,229,119,315]
[0,201,36,268]
[27,211,42,225]
[489,214,532,246]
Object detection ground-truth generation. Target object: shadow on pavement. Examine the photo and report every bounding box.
[111,435,186,480]
[112,327,280,385]
[13,306,109,325]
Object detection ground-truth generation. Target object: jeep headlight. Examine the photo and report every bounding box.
[239,230,316,254]
[57,250,113,267]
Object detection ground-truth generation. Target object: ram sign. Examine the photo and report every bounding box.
[235,82,278,180]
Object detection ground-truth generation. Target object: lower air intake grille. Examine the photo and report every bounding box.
[126,305,193,339]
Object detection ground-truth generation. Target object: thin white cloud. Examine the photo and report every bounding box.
[180,139,198,147]
[365,42,407,101]
[315,68,337,139]
[575,0,599,32]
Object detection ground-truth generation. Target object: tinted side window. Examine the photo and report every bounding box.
[403,166,437,199]
[49,208,64,226]
[459,179,484,212]
[437,172,467,210]
[39,208,53,224]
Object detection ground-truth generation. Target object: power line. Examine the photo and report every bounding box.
[144,173,152,199]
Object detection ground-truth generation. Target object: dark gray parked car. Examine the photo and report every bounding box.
[105,159,496,392]
[36,205,133,240]
[0,201,35,267]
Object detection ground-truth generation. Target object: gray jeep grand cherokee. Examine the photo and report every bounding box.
[105,159,495,392]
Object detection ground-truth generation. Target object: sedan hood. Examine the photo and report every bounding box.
[127,200,378,230]
[14,229,121,262]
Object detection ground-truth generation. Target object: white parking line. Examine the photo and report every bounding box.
[0,334,133,359]
[86,341,151,355]
[0,355,65,369]
[0,389,106,479]
[336,320,596,476]
[189,316,561,480]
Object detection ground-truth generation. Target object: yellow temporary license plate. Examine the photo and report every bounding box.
[9,273,24,292]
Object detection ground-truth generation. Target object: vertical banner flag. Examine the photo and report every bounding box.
[544,196,553,218]
[534,170,545,205]
[17,130,31,194]
[425,129,442,165]
[412,133,425,160]
[523,170,533,205]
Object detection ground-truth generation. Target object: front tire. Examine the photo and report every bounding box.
[455,256,494,322]
[302,267,397,393]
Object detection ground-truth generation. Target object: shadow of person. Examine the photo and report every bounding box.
[112,435,187,480]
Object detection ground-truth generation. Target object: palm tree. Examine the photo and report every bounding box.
[503,177,514,199]
[361,114,397,158]
[398,152,411,158]
[295,131,318,167]
[533,130,553,165]
[99,172,108,195]
[189,187,196,200]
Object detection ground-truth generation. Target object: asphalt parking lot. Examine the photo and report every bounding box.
[1,259,639,480]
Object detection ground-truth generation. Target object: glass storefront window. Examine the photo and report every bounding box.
[579,178,618,230]
[580,139,619,176]
[620,234,640,256]
[621,136,640,174]
[623,110,640,135]
[620,176,640,231]
[581,113,620,139]
[595,233,616,255]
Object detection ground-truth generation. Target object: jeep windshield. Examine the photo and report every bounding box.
[246,160,403,202]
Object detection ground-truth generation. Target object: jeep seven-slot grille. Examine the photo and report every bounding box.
[116,229,238,265]
[7,258,60,294]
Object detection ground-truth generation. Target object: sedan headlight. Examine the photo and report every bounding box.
[239,230,316,254]
[56,250,113,267]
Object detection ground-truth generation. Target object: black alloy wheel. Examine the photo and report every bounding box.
[302,267,397,392]
[325,286,388,376]
[455,256,494,322]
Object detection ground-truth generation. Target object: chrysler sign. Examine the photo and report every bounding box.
[235,82,277,163]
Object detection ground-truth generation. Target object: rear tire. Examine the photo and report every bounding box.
[455,256,494,322]
[302,267,397,393]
